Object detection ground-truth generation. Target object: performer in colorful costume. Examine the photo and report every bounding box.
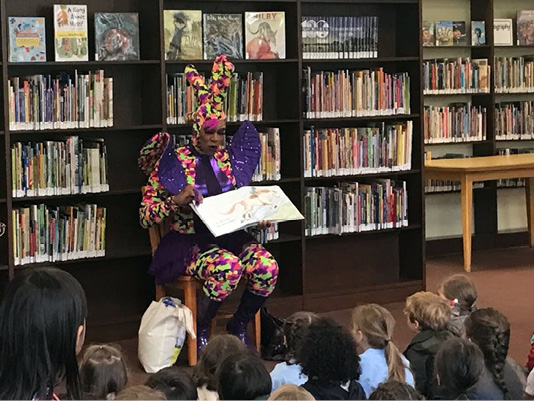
[138,55,279,352]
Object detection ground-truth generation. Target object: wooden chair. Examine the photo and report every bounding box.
[149,217,261,367]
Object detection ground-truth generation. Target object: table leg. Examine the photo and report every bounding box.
[526,177,534,247]
[461,175,473,272]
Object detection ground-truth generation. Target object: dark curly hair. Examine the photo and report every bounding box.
[297,317,360,383]
[284,311,319,364]
[465,308,510,397]
[369,380,424,400]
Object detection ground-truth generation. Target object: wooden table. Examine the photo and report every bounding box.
[425,154,534,272]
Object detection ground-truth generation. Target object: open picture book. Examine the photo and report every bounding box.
[191,185,304,237]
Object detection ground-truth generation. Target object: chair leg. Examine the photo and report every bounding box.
[183,283,198,366]
[254,311,261,352]
[155,284,166,301]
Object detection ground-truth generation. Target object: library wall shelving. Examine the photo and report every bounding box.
[0,0,424,340]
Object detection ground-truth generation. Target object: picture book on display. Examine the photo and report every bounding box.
[191,186,303,237]
[453,21,467,45]
[494,19,513,46]
[164,10,202,60]
[422,21,435,46]
[245,12,285,59]
[435,21,453,46]
[517,11,534,46]
[94,13,140,61]
[203,14,243,59]
[472,21,486,45]
[8,17,46,62]
[54,4,89,62]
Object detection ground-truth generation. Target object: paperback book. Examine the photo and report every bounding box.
[517,11,534,46]
[203,13,243,59]
[191,186,303,237]
[94,13,140,61]
[8,17,46,62]
[54,4,89,61]
[245,12,286,59]
[494,19,513,46]
[453,21,467,45]
[422,21,435,46]
[472,21,486,45]
[435,21,454,46]
[164,10,202,60]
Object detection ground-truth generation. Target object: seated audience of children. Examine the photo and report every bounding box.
[146,366,197,400]
[437,274,478,337]
[351,304,415,397]
[298,317,366,400]
[270,311,318,391]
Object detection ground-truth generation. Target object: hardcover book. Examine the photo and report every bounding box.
[453,21,467,45]
[472,21,486,45]
[203,13,243,59]
[422,21,435,46]
[54,4,89,62]
[164,10,202,60]
[245,12,286,59]
[94,13,140,61]
[435,21,454,46]
[517,11,534,46]
[494,18,513,46]
[8,17,46,62]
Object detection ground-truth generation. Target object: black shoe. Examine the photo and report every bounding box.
[196,294,223,355]
[227,290,266,350]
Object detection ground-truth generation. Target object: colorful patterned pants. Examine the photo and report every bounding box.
[186,243,279,302]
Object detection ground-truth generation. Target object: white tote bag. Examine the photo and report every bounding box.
[138,296,196,373]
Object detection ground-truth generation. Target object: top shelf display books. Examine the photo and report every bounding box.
[54,4,89,62]
[164,10,202,61]
[8,17,47,62]
[245,12,286,60]
[94,13,140,61]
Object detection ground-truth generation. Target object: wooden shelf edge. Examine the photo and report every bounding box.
[424,140,492,146]
[305,169,420,181]
[266,234,302,244]
[11,189,141,202]
[423,92,490,97]
[424,45,490,49]
[305,224,422,240]
[0,265,9,272]
[304,113,419,123]
[168,119,299,128]
[166,58,299,65]
[254,178,300,185]
[8,60,160,67]
[303,56,419,63]
[9,124,162,135]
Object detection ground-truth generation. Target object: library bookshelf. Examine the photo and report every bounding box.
[0,0,424,340]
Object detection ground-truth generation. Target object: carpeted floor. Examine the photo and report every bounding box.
[114,246,534,385]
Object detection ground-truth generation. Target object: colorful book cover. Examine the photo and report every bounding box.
[164,10,202,60]
[8,17,46,62]
[94,13,140,61]
[471,21,486,45]
[54,5,89,62]
[245,12,286,59]
[422,21,435,46]
[494,18,513,46]
[453,21,467,45]
[203,13,243,60]
[435,21,454,46]
[517,11,534,46]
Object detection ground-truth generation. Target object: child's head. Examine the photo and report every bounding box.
[438,274,478,313]
[80,344,128,400]
[435,337,484,398]
[352,304,406,383]
[369,381,424,400]
[216,350,272,400]
[268,384,315,400]
[298,317,360,384]
[146,367,197,400]
[404,291,451,332]
[116,385,167,400]
[193,334,247,391]
[465,308,510,397]
[0,267,87,400]
[284,311,319,363]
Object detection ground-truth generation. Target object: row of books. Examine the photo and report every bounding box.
[423,21,486,47]
[252,128,281,182]
[11,137,109,198]
[495,102,534,140]
[166,72,263,125]
[8,70,113,131]
[496,148,534,187]
[424,152,484,193]
[423,104,487,144]
[12,203,106,266]
[303,121,413,178]
[423,58,490,94]
[302,67,411,119]
[495,57,534,93]
[304,180,408,236]
[302,16,378,60]
[247,223,280,243]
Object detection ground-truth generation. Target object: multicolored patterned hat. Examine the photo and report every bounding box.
[185,55,234,138]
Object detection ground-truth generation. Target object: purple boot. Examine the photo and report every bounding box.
[227,290,266,350]
[196,294,223,355]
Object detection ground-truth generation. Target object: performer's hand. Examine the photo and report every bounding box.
[257,220,272,229]
[173,185,203,208]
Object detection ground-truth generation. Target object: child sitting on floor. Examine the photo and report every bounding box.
[369,381,423,400]
[438,274,478,336]
[146,366,197,400]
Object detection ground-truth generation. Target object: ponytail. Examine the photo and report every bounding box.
[385,340,406,382]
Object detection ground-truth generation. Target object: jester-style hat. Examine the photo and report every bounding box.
[185,54,234,137]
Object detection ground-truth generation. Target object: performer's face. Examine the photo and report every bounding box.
[198,119,226,155]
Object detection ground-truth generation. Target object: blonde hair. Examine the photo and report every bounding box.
[115,385,166,400]
[80,344,128,400]
[268,384,315,400]
[404,291,451,330]
[352,304,406,383]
